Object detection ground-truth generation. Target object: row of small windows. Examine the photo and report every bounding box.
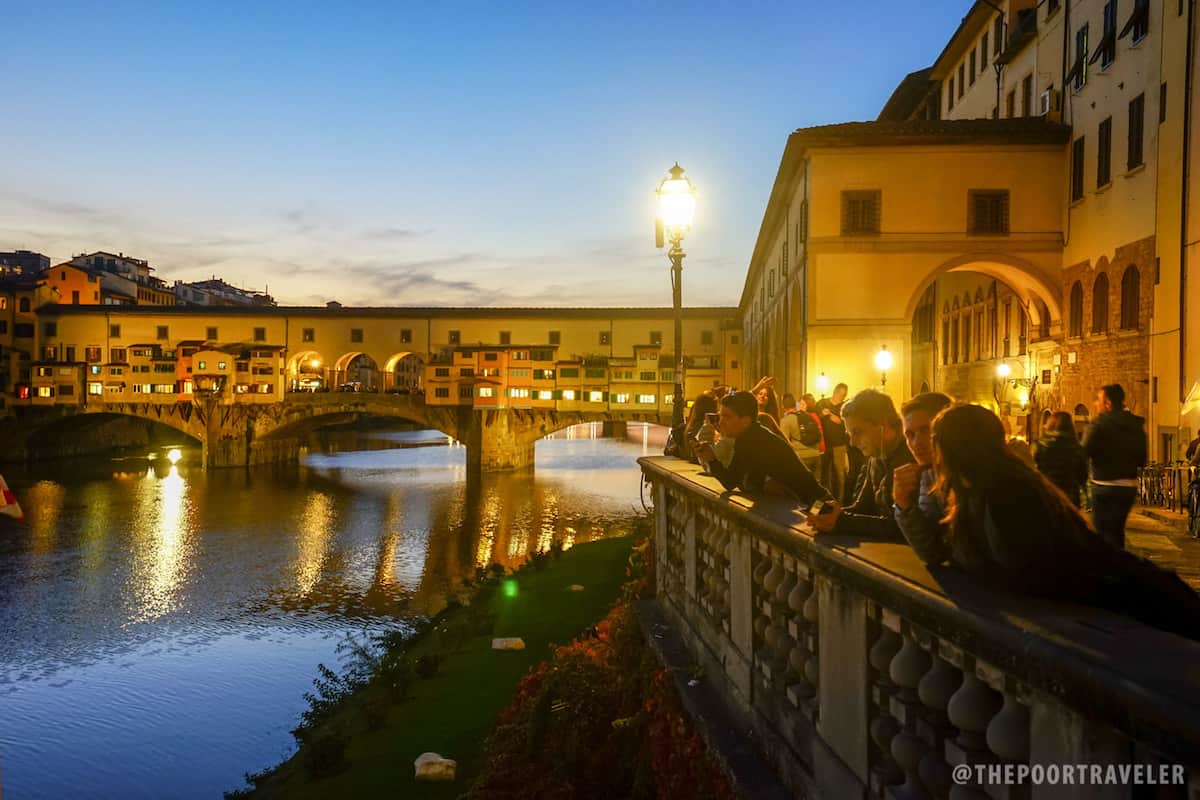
[1067,266,1141,336]
[946,14,1003,111]
[839,190,1010,236]
[26,323,721,350]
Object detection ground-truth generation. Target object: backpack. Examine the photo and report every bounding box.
[797,413,822,447]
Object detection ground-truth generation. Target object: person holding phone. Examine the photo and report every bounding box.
[693,391,831,504]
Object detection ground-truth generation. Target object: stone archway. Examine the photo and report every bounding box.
[287,349,328,392]
[382,351,424,393]
[332,351,380,392]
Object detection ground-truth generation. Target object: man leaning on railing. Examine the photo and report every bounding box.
[692,390,831,505]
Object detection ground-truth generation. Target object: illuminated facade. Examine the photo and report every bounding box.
[741,0,1200,455]
[7,305,741,417]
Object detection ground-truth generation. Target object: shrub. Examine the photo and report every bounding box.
[302,726,349,779]
[464,602,732,800]
[414,652,443,679]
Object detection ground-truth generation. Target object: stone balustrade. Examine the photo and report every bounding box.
[640,456,1200,799]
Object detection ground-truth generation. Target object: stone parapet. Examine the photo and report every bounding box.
[640,456,1200,799]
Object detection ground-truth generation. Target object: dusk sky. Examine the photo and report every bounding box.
[3,2,968,307]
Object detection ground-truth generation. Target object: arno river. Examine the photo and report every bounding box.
[0,425,655,799]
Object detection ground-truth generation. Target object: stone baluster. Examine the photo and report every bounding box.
[785,571,814,706]
[945,667,1002,800]
[889,627,933,799]
[869,624,904,791]
[751,547,772,674]
[801,577,820,698]
[984,684,1031,800]
[917,647,963,800]
[759,548,789,689]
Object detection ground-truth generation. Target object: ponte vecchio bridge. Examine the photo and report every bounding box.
[1,304,741,470]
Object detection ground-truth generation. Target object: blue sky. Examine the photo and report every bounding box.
[1,1,968,307]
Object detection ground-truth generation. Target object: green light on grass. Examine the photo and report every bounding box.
[503,579,518,598]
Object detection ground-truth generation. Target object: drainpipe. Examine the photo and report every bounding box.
[1183,0,1196,404]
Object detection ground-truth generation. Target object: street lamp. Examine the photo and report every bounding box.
[994,360,1036,410]
[656,163,697,438]
[875,345,893,387]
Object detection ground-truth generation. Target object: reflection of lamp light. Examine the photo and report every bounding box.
[166,448,182,464]
[816,372,831,396]
[874,346,893,387]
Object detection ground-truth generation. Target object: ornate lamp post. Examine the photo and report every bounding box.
[994,360,1036,410]
[656,163,697,437]
[875,345,893,388]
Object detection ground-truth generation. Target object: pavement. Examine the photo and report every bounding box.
[1125,505,1200,589]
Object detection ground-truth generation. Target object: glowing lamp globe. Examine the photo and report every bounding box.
[996,362,1012,379]
[816,372,831,394]
[657,163,696,234]
[874,346,893,372]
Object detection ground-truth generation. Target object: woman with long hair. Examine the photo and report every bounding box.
[756,385,782,423]
[1034,411,1089,506]
[927,404,1200,640]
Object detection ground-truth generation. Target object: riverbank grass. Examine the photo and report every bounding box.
[241,534,634,799]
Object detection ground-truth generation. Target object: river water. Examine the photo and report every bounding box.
[0,425,656,799]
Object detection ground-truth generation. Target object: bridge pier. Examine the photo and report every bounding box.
[460,408,539,473]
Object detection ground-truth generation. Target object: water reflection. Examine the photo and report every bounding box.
[0,431,648,800]
[128,465,192,624]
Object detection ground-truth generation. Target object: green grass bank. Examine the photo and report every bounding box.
[236,534,635,799]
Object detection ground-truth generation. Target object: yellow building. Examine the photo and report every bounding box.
[741,0,1198,455]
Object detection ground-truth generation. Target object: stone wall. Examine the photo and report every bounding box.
[1056,235,1156,418]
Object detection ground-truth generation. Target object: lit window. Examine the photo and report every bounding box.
[637,394,656,404]
[479,387,495,398]
[88,382,103,395]
[37,386,54,398]
[615,393,631,404]
[562,390,576,400]
[587,391,603,402]
[218,361,227,370]
[538,390,553,400]
[509,387,530,398]
[197,360,207,370]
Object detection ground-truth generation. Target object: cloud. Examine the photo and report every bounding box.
[362,226,430,241]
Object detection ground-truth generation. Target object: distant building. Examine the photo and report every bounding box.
[174,278,276,307]
[69,251,175,306]
[0,251,50,275]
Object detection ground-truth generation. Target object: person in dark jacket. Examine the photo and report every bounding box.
[1084,384,1148,549]
[1034,411,1089,507]
[780,392,823,473]
[809,389,914,539]
[927,404,1200,641]
[694,391,831,504]
[892,392,953,556]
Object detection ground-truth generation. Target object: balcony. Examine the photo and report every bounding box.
[640,457,1200,798]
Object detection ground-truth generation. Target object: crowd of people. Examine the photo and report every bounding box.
[674,378,1200,641]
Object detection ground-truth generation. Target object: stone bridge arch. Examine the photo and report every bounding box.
[1,404,206,463]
